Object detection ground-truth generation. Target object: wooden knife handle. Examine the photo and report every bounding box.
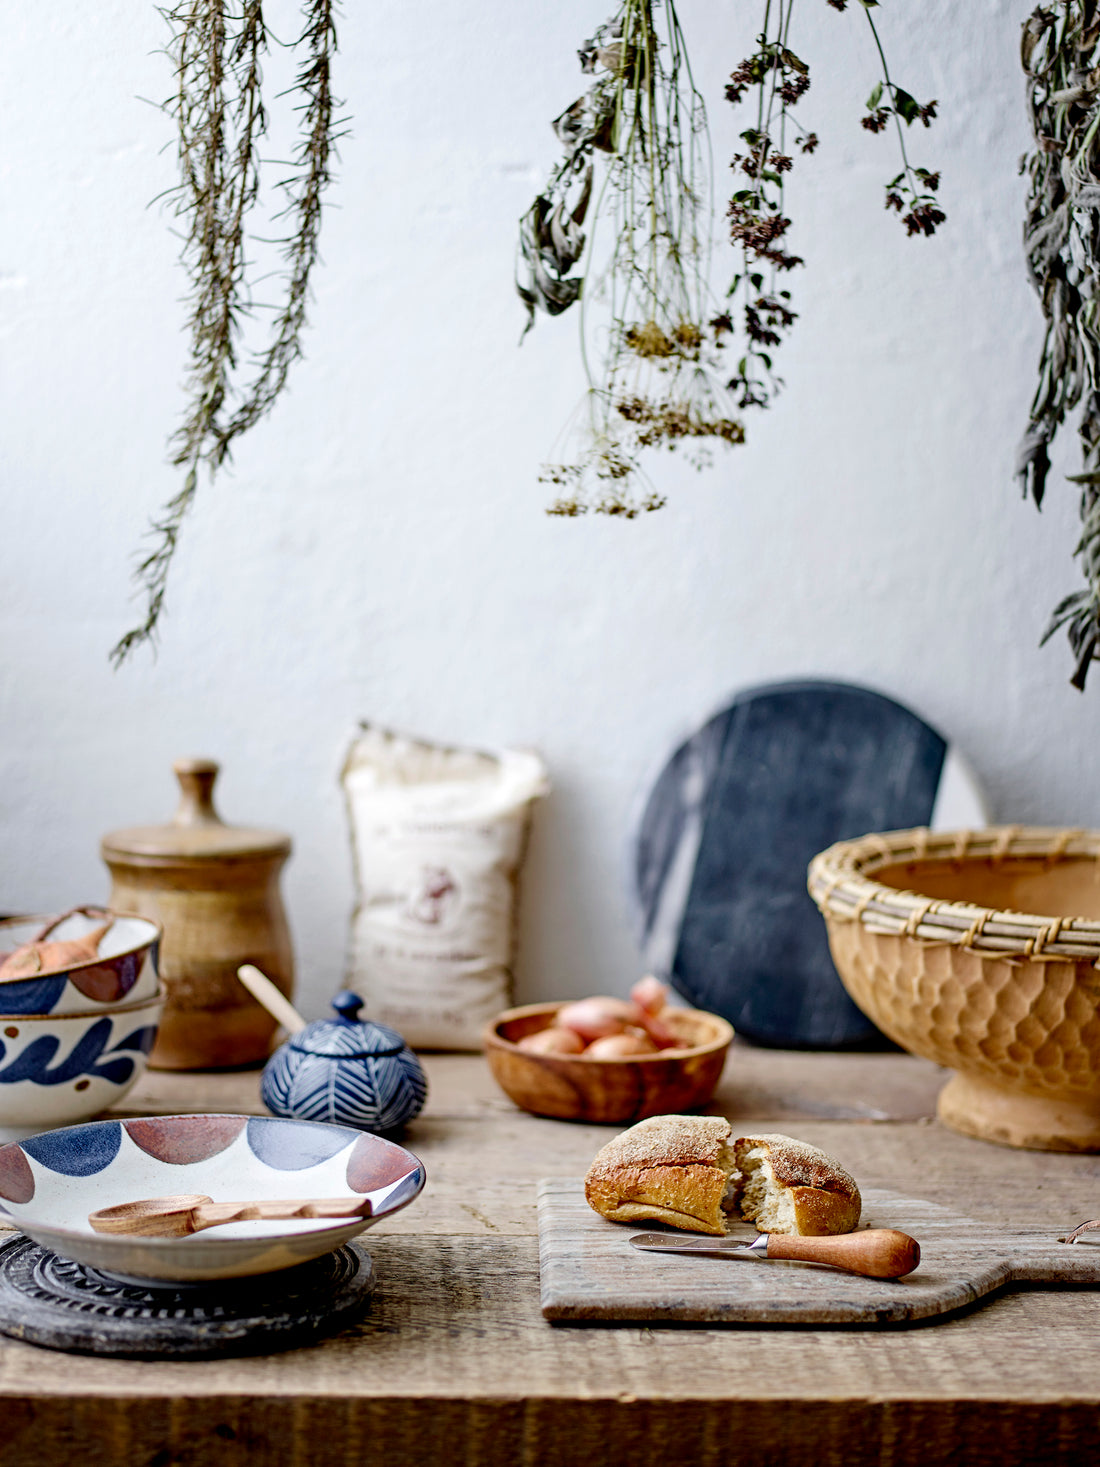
[765,1228,920,1278]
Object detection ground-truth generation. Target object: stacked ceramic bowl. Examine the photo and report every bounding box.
[0,909,163,1140]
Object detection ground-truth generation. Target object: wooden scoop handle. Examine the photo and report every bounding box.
[237,964,307,1035]
[766,1228,920,1279]
[89,1194,372,1237]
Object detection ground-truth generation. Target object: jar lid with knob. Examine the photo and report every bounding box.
[101,758,291,865]
[262,992,428,1133]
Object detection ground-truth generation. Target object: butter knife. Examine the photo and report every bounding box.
[629,1227,920,1279]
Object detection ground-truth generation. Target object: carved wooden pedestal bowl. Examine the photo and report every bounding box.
[809,827,1100,1152]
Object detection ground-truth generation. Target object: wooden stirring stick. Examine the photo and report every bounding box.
[89,1192,372,1238]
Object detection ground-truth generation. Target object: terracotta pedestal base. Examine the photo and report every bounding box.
[937,1071,1100,1153]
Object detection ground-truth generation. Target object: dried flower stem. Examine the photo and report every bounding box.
[725,1,943,410]
[519,0,742,517]
[519,1,943,516]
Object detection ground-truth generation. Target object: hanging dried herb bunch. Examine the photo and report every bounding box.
[519,0,943,518]
[518,0,742,518]
[111,0,344,665]
[726,0,943,413]
[1019,2,1100,689]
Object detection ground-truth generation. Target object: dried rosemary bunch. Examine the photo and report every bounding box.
[1019,2,1100,689]
[112,0,343,665]
[518,0,742,518]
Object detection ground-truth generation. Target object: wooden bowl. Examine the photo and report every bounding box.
[809,826,1100,1152]
[483,1001,733,1124]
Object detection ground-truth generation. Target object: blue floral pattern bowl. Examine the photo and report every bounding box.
[0,911,160,1016]
[0,988,163,1140]
[0,1113,426,1283]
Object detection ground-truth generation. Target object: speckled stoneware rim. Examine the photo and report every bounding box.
[0,1113,427,1283]
[808,825,1100,963]
[486,1000,734,1059]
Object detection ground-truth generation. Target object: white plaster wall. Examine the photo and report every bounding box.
[1,1,1090,1018]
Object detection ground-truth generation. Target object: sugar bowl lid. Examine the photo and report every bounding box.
[101,758,291,863]
[289,992,408,1058]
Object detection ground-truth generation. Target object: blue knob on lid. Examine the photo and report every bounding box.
[332,991,364,1025]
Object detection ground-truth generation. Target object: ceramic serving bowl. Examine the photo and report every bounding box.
[809,825,1100,1152]
[484,1001,733,1124]
[0,987,164,1141]
[0,1113,425,1283]
[0,910,160,1016]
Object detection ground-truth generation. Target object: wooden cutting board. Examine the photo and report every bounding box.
[537,1180,1100,1325]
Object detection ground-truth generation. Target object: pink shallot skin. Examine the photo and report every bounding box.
[628,975,678,1047]
[630,974,668,1015]
[553,996,637,1044]
[554,979,678,1050]
[583,1030,658,1058]
[517,1027,586,1056]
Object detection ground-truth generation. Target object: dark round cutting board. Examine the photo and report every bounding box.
[631,680,985,1048]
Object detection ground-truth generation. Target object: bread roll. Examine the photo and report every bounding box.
[730,1133,861,1237]
[584,1115,734,1235]
[583,1116,861,1236]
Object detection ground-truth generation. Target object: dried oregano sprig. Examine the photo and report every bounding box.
[1018,3,1100,690]
[724,0,943,414]
[518,0,744,518]
[111,0,343,665]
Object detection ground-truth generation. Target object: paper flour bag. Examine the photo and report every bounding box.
[341,725,549,1050]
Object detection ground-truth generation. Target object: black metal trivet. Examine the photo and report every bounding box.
[0,1234,375,1358]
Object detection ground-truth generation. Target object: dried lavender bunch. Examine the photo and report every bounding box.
[725,0,943,412]
[112,0,343,665]
[1018,3,1100,689]
[518,0,743,518]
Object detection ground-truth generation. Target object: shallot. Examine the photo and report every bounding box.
[517,1027,586,1056]
[627,976,679,1048]
[584,1031,658,1059]
[0,924,110,980]
[554,996,638,1044]
[630,974,668,1015]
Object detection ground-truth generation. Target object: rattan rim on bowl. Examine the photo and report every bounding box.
[808,825,1100,964]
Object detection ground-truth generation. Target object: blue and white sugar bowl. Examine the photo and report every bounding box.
[261,991,428,1133]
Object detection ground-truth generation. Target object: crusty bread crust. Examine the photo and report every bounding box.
[586,1114,732,1176]
[585,1162,730,1235]
[584,1116,733,1234]
[583,1117,861,1237]
[732,1132,861,1236]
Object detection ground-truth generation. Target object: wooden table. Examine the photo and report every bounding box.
[2,1043,1100,1465]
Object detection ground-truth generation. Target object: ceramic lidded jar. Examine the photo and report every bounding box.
[101,758,294,1070]
[262,992,428,1132]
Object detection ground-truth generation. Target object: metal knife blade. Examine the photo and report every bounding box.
[629,1233,771,1261]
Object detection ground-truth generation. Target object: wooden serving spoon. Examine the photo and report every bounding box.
[630,1227,921,1279]
[88,1193,373,1238]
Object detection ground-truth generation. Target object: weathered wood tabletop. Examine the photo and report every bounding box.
[2,1043,1100,1466]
